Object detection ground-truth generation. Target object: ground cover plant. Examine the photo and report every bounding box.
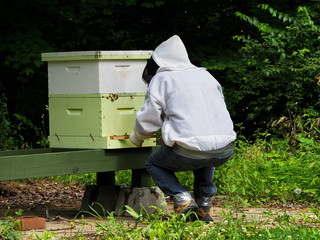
[0,208,23,240]
[74,203,320,240]
[214,132,320,206]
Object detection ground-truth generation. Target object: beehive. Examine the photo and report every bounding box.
[41,51,156,149]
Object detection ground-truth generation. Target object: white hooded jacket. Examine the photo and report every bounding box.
[133,35,236,152]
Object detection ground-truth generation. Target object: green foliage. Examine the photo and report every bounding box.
[228,4,320,129]
[53,173,97,185]
[0,94,26,150]
[206,209,320,239]
[3,203,320,239]
[115,170,132,186]
[76,203,320,239]
[0,94,47,150]
[82,203,202,239]
[0,208,23,240]
[271,110,320,146]
[214,132,320,204]
[52,170,132,186]
[33,230,57,240]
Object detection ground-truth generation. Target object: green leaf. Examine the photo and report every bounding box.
[141,2,154,8]
[125,205,141,220]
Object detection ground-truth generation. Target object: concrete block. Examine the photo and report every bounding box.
[114,188,132,215]
[115,187,168,216]
[94,185,117,213]
[80,185,117,214]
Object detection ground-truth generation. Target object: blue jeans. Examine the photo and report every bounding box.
[145,145,233,198]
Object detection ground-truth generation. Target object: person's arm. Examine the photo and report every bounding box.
[130,92,164,147]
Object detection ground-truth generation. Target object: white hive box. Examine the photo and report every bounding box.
[42,50,156,149]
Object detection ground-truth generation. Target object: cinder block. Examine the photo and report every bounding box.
[115,187,132,215]
[80,185,117,214]
[16,217,46,231]
[115,187,169,216]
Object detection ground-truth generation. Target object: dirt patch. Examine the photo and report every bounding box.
[0,180,85,215]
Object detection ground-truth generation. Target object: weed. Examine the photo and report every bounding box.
[0,94,25,150]
[0,208,23,240]
[33,230,57,240]
[213,132,320,205]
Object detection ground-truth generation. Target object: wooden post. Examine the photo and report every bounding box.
[81,172,117,213]
[132,169,151,188]
[97,172,115,186]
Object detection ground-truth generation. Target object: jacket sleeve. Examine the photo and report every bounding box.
[133,91,164,140]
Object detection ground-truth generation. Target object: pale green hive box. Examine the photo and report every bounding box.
[41,50,156,149]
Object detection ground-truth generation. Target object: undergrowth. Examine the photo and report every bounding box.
[214,131,320,205]
[0,208,23,240]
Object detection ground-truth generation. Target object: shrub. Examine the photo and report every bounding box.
[0,94,25,150]
[225,4,320,131]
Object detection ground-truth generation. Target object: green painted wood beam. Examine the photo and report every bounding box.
[0,148,54,156]
[0,148,154,181]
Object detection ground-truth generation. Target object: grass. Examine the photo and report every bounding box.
[1,131,319,239]
[214,132,320,205]
[11,203,320,239]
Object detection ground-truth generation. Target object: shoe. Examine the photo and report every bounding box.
[174,199,198,215]
[196,197,214,222]
[197,205,214,222]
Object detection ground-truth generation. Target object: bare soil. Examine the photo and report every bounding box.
[0,180,85,217]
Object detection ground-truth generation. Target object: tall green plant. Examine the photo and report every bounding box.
[230,4,320,129]
[0,94,24,150]
[0,94,46,150]
[214,133,320,204]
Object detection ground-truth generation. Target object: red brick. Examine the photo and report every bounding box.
[15,217,46,231]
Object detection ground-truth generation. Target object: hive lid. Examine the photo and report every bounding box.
[41,50,153,62]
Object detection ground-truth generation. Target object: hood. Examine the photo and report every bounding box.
[152,35,201,72]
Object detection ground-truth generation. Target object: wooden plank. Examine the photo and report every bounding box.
[0,148,89,157]
[0,148,154,181]
[0,148,54,157]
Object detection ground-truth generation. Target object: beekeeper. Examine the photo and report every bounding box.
[130,35,236,222]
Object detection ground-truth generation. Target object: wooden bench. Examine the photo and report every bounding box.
[0,147,154,212]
